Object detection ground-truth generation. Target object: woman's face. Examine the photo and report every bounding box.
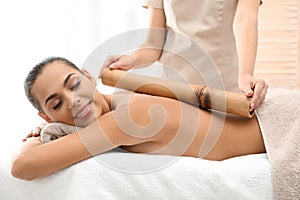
[31,61,103,127]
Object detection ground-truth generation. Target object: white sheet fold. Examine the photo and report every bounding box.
[1,152,272,200]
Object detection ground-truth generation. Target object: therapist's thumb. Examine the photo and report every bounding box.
[108,62,121,69]
[240,84,254,97]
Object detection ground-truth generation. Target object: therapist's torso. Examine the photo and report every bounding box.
[157,0,239,91]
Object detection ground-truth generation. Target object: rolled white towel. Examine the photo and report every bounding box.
[41,122,82,143]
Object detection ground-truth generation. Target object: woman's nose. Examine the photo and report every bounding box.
[67,94,80,109]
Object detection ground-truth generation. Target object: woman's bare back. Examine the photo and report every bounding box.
[111,92,266,160]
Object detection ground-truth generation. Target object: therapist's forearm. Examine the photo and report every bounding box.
[131,6,166,68]
[130,48,163,68]
[234,12,259,78]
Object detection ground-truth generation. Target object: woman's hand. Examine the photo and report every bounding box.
[23,122,47,142]
[238,75,268,112]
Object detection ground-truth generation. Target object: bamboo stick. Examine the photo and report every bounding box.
[101,68,254,118]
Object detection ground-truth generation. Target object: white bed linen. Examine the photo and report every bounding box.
[0,151,272,200]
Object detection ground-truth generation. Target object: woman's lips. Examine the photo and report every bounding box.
[74,102,92,119]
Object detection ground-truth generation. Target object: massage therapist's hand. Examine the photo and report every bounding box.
[239,75,268,112]
[98,55,135,78]
[23,122,47,142]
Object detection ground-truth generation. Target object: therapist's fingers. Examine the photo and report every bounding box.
[256,86,268,109]
[238,77,254,97]
[250,79,268,111]
[109,54,135,71]
[245,89,254,97]
[98,55,119,78]
[109,60,123,69]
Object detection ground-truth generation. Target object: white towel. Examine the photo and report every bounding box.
[40,122,82,143]
[256,88,300,200]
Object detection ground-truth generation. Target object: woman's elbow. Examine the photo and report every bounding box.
[11,154,39,181]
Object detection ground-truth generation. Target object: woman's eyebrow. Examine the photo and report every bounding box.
[63,73,76,87]
[45,94,58,106]
[44,73,76,106]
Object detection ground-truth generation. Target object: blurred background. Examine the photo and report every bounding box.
[255,0,300,89]
[0,0,299,158]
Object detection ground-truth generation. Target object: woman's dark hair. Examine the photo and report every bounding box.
[24,56,81,113]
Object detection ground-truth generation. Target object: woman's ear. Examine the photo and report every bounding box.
[82,68,97,86]
[38,112,52,123]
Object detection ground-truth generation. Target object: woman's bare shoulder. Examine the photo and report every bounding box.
[110,91,170,109]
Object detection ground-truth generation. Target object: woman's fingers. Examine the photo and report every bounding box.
[22,132,34,142]
[22,123,47,142]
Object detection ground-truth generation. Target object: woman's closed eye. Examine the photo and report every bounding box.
[52,99,63,110]
[49,77,81,110]
[71,80,81,90]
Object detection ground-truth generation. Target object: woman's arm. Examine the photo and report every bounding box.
[11,95,164,180]
[100,7,166,72]
[11,111,134,180]
[11,133,91,180]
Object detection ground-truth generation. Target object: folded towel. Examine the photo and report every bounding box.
[41,122,82,143]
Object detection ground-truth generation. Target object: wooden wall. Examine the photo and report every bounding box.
[255,0,300,89]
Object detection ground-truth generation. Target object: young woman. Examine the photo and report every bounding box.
[11,57,265,181]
